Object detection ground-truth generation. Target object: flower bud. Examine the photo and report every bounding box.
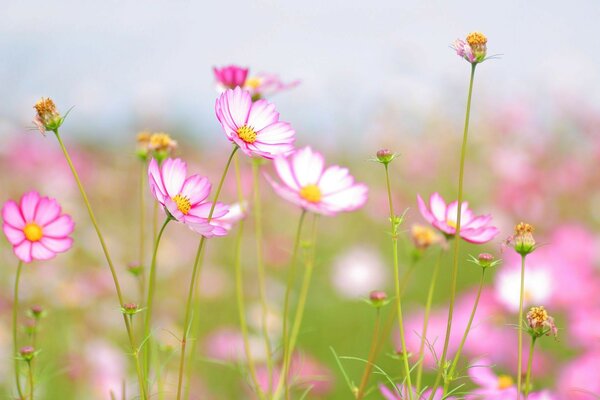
[127,262,144,277]
[367,290,389,308]
[466,32,488,61]
[121,303,141,316]
[526,306,558,338]
[19,346,36,362]
[30,305,44,318]
[376,149,395,164]
[33,97,64,134]
[478,253,494,268]
[513,222,536,256]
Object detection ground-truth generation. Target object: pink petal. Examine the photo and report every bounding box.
[292,147,324,186]
[468,359,499,388]
[188,202,229,220]
[164,197,185,223]
[161,158,187,198]
[217,87,252,130]
[445,200,470,225]
[180,175,211,205]
[31,242,56,261]
[417,194,436,225]
[187,220,216,236]
[273,156,301,191]
[20,191,40,222]
[256,121,295,143]
[320,183,368,214]
[265,174,306,209]
[34,197,61,226]
[40,237,73,253]
[461,226,500,244]
[247,99,279,132]
[3,223,25,245]
[42,215,74,238]
[14,241,33,263]
[249,141,295,159]
[463,215,492,230]
[2,200,25,229]
[148,158,167,203]
[430,193,448,222]
[318,166,354,196]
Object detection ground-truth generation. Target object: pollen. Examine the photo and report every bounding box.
[34,97,58,120]
[237,125,257,144]
[300,184,322,203]
[173,194,191,215]
[515,222,534,235]
[23,223,43,242]
[466,32,487,46]
[497,374,513,390]
[528,306,549,325]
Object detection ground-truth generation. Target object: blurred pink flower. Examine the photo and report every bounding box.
[213,65,249,90]
[85,340,126,398]
[204,327,266,363]
[148,157,230,237]
[558,351,600,400]
[465,359,518,400]
[267,146,368,216]
[331,246,387,299]
[215,87,296,159]
[2,191,74,263]
[244,73,300,99]
[379,383,453,400]
[417,193,499,243]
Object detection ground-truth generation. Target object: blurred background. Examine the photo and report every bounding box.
[1,1,600,399]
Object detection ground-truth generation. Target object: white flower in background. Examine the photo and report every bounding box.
[495,263,553,312]
[331,246,388,299]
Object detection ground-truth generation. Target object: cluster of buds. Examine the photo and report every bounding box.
[526,306,558,339]
[136,131,178,162]
[33,97,65,134]
[469,252,502,269]
[452,31,488,64]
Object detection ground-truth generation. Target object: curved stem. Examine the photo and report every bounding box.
[517,254,527,399]
[175,146,238,400]
[252,160,275,395]
[13,260,24,399]
[53,130,147,400]
[356,309,382,400]
[445,268,486,391]
[384,164,413,400]
[524,337,536,398]
[272,210,307,400]
[429,62,476,400]
[142,216,171,389]
[415,248,443,392]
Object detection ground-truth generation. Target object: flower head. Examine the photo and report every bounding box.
[215,87,296,159]
[466,359,518,400]
[148,158,230,237]
[511,222,537,255]
[411,224,442,251]
[527,306,558,338]
[136,131,177,161]
[417,193,499,244]
[452,32,488,64]
[213,65,249,90]
[266,146,368,216]
[2,191,74,263]
[33,97,64,134]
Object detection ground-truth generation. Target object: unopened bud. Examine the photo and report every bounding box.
[376,149,396,165]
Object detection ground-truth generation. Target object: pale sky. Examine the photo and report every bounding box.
[2,0,599,142]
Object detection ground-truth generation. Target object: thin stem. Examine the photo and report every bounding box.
[517,254,527,399]
[252,159,275,395]
[53,130,147,400]
[175,146,238,400]
[429,62,477,400]
[13,260,24,400]
[445,268,487,391]
[139,159,147,273]
[27,361,33,400]
[384,163,413,400]
[524,336,536,398]
[356,309,382,400]
[276,210,307,399]
[142,216,171,390]
[415,248,444,392]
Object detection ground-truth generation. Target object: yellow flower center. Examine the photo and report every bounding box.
[446,219,457,229]
[245,76,262,89]
[528,306,549,324]
[466,32,487,46]
[497,374,514,390]
[300,184,322,203]
[515,222,534,235]
[173,194,191,215]
[237,125,257,144]
[23,223,43,242]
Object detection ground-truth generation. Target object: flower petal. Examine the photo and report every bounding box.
[31,242,56,261]
[429,193,447,222]
[161,158,187,198]
[417,194,436,225]
[247,99,279,132]
[180,175,211,206]
[2,200,25,229]
[20,191,40,222]
[40,236,73,253]
[320,183,368,214]
[34,197,61,226]
[43,215,74,238]
[3,223,25,245]
[148,158,168,203]
[292,147,324,186]
[14,241,33,263]
[318,166,354,196]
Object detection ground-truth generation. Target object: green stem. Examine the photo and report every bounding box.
[356,309,382,400]
[384,163,413,400]
[175,146,238,400]
[517,254,527,399]
[415,248,443,392]
[27,361,33,400]
[252,160,275,395]
[142,216,171,390]
[428,62,477,400]
[53,130,147,400]
[13,260,24,399]
[524,336,536,398]
[273,210,307,400]
[445,268,487,391]
[139,159,147,301]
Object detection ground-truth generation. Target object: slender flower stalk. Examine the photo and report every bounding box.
[429,62,477,400]
[27,359,34,400]
[52,129,147,400]
[142,216,171,389]
[175,146,238,400]
[139,159,147,295]
[252,159,275,394]
[415,248,444,392]
[517,254,527,399]
[356,305,383,399]
[383,163,414,400]
[524,336,536,398]
[445,267,487,390]
[13,261,25,400]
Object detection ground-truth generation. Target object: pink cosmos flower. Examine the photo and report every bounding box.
[379,383,454,400]
[215,87,296,159]
[213,65,249,91]
[266,146,368,216]
[417,193,499,244]
[2,191,74,263]
[244,73,301,99]
[466,359,518,400]
[148,158,230,237]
